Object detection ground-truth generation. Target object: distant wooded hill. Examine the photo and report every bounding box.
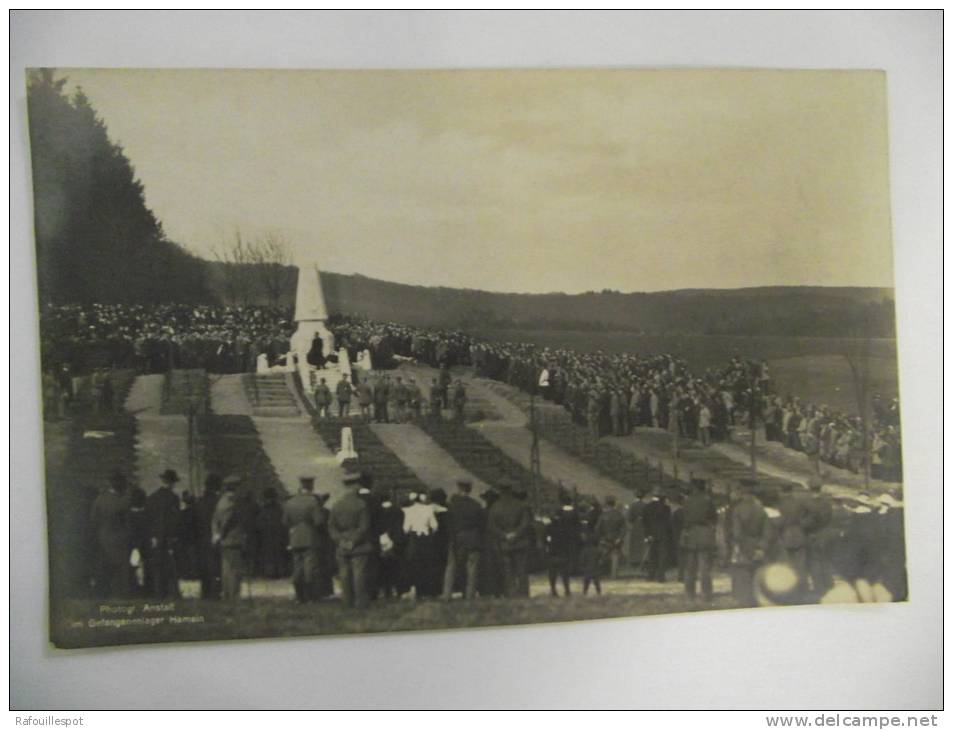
[205,262,896,338]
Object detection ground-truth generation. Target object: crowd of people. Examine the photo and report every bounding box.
[40,303,295,376]
[40,303,902,483]
[88,461,905,609]
[329,315,904,483]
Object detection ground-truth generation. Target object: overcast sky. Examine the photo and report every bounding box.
[59,68,894,294]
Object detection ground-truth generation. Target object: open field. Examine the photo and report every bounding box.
[473,329,899,413]
[51,593,738,649]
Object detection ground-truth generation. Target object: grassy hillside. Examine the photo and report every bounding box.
[206,262,896,338]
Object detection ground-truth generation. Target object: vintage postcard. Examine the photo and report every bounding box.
[26,68,905,649]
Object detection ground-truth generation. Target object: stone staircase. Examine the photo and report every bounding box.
[244,373,301,417]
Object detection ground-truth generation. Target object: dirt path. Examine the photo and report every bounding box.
[177,573,731,600]
[125,375,191,494]
[370,422,491,495]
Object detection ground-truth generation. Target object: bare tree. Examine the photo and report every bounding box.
[248,231,295,308]
[212,230,258,306]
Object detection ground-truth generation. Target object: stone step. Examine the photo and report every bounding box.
[253,405,300,418]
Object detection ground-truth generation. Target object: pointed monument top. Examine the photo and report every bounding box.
[295,262,328,322]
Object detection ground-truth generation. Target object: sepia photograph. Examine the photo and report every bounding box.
[23,65,912,651]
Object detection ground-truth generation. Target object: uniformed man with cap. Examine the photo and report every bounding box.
[211,474,247,600]
[728,478,769,607]
[329,471,373,608]
[487,478,532,598]
[282,475,326,602]
[804,475,835,597]
[442,478,485,600]
[681,478,718,601]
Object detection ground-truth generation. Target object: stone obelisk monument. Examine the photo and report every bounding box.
[291,262,334,389]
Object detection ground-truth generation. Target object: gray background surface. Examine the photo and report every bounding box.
[9,10,942,709]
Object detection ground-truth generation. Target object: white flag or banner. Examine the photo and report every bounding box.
[538,369,550,388]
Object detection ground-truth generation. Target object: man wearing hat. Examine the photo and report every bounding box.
[681,478,718,601]
[89,471,133,598]
[728,480,769,607]
[442,479,485,600]
[329,471,373,608]
[211,475,248,600]
[282,476,326,602]
[487,478,532,598]
[145,469,183,600]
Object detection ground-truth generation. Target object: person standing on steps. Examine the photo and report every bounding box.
[374,374,390,423]
[356,376,374,422]
[335,376,353,418]
[452,379,467,423]
[313,377,332,419]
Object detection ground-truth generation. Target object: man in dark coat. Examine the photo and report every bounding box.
[282,476,326,602]
[442,479,485,600]
[642,489,675,582]
[196,474,223,600]
[681,478,718,601]
[478,489,504,598]
[145,469,182,600]
[256,487,287,578]
[89,471,132,598]
[777,482,811,576]
[376,493,404,599]
[374,375,390,423]
[595,495,627,579]
[487,480,532,598]
[313,378,332,419]
[329,472,373,608]
[544,493,580,597]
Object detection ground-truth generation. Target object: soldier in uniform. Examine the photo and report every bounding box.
[313,378,332,419]
[777,482,811,577]
[393,376,408,423]
[452,380,468,423]
[681,478,718,601]
[282,476,325,602]
[356,377,374,421]
[408,376,423,421]
[595,495,627,579]
[329,472,373,609]
[335,376,353,418]
[728,480,769,607]
[487,479,532,598]
[428,377,443,417]
[442,479,485,600]
[144,469,182,600]
[544,493,580,597]
[642,489,674,582]
[89,471,133,598]
[804,476,835,597]
[374,375,390,423]
[211,475,248,600]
